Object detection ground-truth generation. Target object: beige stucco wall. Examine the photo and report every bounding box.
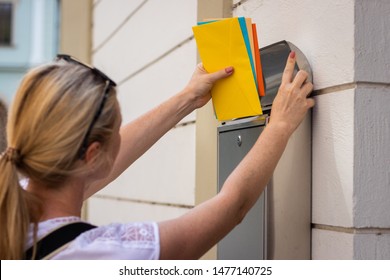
[88,0,198,229]
[234,0,390,259]
[58,0,92,219]
[59,0,92,63]
[85,0,390,260]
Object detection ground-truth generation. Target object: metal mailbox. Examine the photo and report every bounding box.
[217,41,312,260]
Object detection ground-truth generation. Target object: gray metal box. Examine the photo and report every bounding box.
[217,117,267,260]
[217,115,311,260]
[216,41,312,259]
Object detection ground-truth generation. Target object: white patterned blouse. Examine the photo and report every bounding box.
[26,216,160,260]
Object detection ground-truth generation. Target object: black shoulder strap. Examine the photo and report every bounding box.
[25,222,97,260]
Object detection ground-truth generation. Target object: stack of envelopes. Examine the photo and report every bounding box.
[193,17,265,121]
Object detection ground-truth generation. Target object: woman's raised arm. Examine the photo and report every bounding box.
[158,53,314,259]
[85,64,234,199]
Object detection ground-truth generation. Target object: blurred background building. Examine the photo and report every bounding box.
[0,0,389,260]
[0,0,90,160]
[0,0,58,106]
[0,0,58,158]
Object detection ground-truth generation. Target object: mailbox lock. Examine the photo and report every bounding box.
[237,135,242,147]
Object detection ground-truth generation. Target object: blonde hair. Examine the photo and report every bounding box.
[0,61,120,259]
[0,100,6,152]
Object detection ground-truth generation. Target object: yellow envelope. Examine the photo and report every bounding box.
[193,18,262,121]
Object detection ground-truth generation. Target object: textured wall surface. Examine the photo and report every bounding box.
[234,0,390,259]
[89,0,197,226]
[233,0,355,90]
[89,0,390,259]
[354,85,390,228]
[312,89,355,227]
[352,0,390,229]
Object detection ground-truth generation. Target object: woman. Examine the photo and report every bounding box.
[0,52,314,259]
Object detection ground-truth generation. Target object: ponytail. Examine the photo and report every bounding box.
[0,149,30,259]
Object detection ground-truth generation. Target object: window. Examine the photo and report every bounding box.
[0,2,13,46]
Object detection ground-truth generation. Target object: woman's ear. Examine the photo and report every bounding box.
[84,141,101,166]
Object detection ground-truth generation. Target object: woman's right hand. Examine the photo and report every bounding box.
[183,63,234,110]
[269,52,315,136]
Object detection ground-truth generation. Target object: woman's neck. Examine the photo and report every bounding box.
[26,178,85,221]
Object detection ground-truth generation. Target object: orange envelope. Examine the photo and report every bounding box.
[252,24,265,97]
[192,18,262,121]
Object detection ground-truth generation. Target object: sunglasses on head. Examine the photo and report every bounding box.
[56,54,117,159]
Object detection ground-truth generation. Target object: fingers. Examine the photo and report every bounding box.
[282,51,296,84]
[207,66,234,83]
[292,70,308,88]
[283,52,313,97]
[282,52,312,94]
[301,81,314,96]
[306,98,315,108]
[196,63,207,73]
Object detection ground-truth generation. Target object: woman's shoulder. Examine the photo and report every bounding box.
[75,221,159,248]
[28,217,160,260]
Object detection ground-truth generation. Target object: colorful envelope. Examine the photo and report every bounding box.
[252,23,265,97]
[193,17,263,121]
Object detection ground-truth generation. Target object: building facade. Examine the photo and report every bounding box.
[89,0,198,239]
[2,0,388,259]
[90,0,390,259]
[0,0,59,151]
[0,0,58,106]
[232,0,390,260]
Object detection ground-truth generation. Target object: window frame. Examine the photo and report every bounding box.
[0,0,15,47]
